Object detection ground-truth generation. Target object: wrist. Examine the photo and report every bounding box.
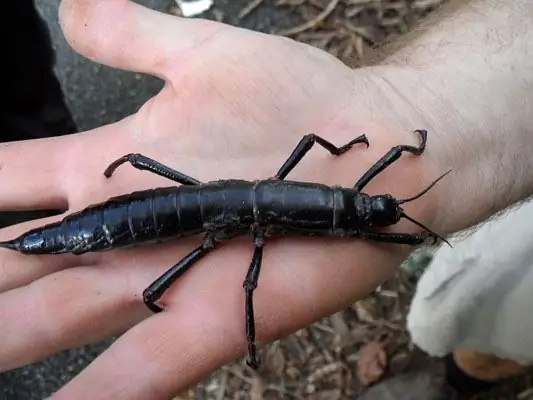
[324,68,445,245]
[359,59,533,236]
[357,1,533,236]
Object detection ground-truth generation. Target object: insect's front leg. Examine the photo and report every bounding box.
[242,231,265,369]
[274,133,369,180]
[355,230,432,245]
[354,129,427,191]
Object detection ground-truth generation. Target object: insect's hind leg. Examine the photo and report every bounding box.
[274,133,369,180]
[242,233,265,369]
[104,153,202,185]
[354,129,427,191]
[142,236,214,313]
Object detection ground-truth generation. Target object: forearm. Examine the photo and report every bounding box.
[365,0,533,234]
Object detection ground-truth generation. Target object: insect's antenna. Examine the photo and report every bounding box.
[401,212,451,247]
[398,169,452,205]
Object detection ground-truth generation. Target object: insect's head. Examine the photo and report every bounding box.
[369,170,452,245]
[369,194,402,226]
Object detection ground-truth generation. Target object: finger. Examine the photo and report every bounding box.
[49,238,405,400]
[0,234,205,371]
[0,119,180,293]
[49,307,240,400]
[58,0,226,79]
[0,121,134,212]
[0,262,150,371]
[0,136,71,210]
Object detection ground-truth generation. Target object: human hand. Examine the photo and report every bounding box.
[0,1,444,399]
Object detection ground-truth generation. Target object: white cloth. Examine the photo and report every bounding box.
[407,200,533,365]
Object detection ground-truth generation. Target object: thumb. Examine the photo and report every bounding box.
[58,0,224,79]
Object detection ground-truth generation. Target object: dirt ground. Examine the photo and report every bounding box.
[164,1,533,399]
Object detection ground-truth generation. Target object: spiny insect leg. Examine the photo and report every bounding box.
[104,153,202,185]
[274,133,369,180]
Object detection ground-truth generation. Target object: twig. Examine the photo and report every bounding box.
[364,318,404,332]
[265,385,305,400]
[341,20,376,42]
[275,0,340,36]
[309,326,335,363]
[314,321,339,335]
[226,365,255,384]
[238,0,264,19]
[215,369,228,400]
[293,332,311,363]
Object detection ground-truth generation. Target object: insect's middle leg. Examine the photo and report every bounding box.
[353,129,427,191]
[274,133,369,180]
[104,153,202,185]
[242,234,265,369]
[143,236,214,313]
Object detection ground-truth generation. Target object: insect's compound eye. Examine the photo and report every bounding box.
[371,195,400,226]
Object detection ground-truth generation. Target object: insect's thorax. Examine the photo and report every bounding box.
[250,180,334,233]
[334,189,372,232]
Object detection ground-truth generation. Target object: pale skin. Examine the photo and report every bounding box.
[0,0,531,399]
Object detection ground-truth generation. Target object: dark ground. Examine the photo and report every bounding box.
[1,1,533,399]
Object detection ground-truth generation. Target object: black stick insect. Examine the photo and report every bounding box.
[0,129,450,369]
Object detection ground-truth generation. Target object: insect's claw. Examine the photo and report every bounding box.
[246,355,261,370]
[146,301,164,313]
[425,231,452,247]
[143,289,164,313]
[154,304,164,313]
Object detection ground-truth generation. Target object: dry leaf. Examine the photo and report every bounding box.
[354,298,381,322]
[356,340,389,386]
[269,345,286,377]
[171,389,196,400]
[309,389,343,400]
[307,361,344,384]
[250,375,266,400]
[329,312,350,335]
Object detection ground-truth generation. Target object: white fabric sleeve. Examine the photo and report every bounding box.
[407,200,533,365]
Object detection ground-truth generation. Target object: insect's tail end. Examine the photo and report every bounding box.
[0,239,19,251]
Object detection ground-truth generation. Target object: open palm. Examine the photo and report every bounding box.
[0,1,439,399]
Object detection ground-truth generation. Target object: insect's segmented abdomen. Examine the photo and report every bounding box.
[62,186,211,253]
[5,179,347,255]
